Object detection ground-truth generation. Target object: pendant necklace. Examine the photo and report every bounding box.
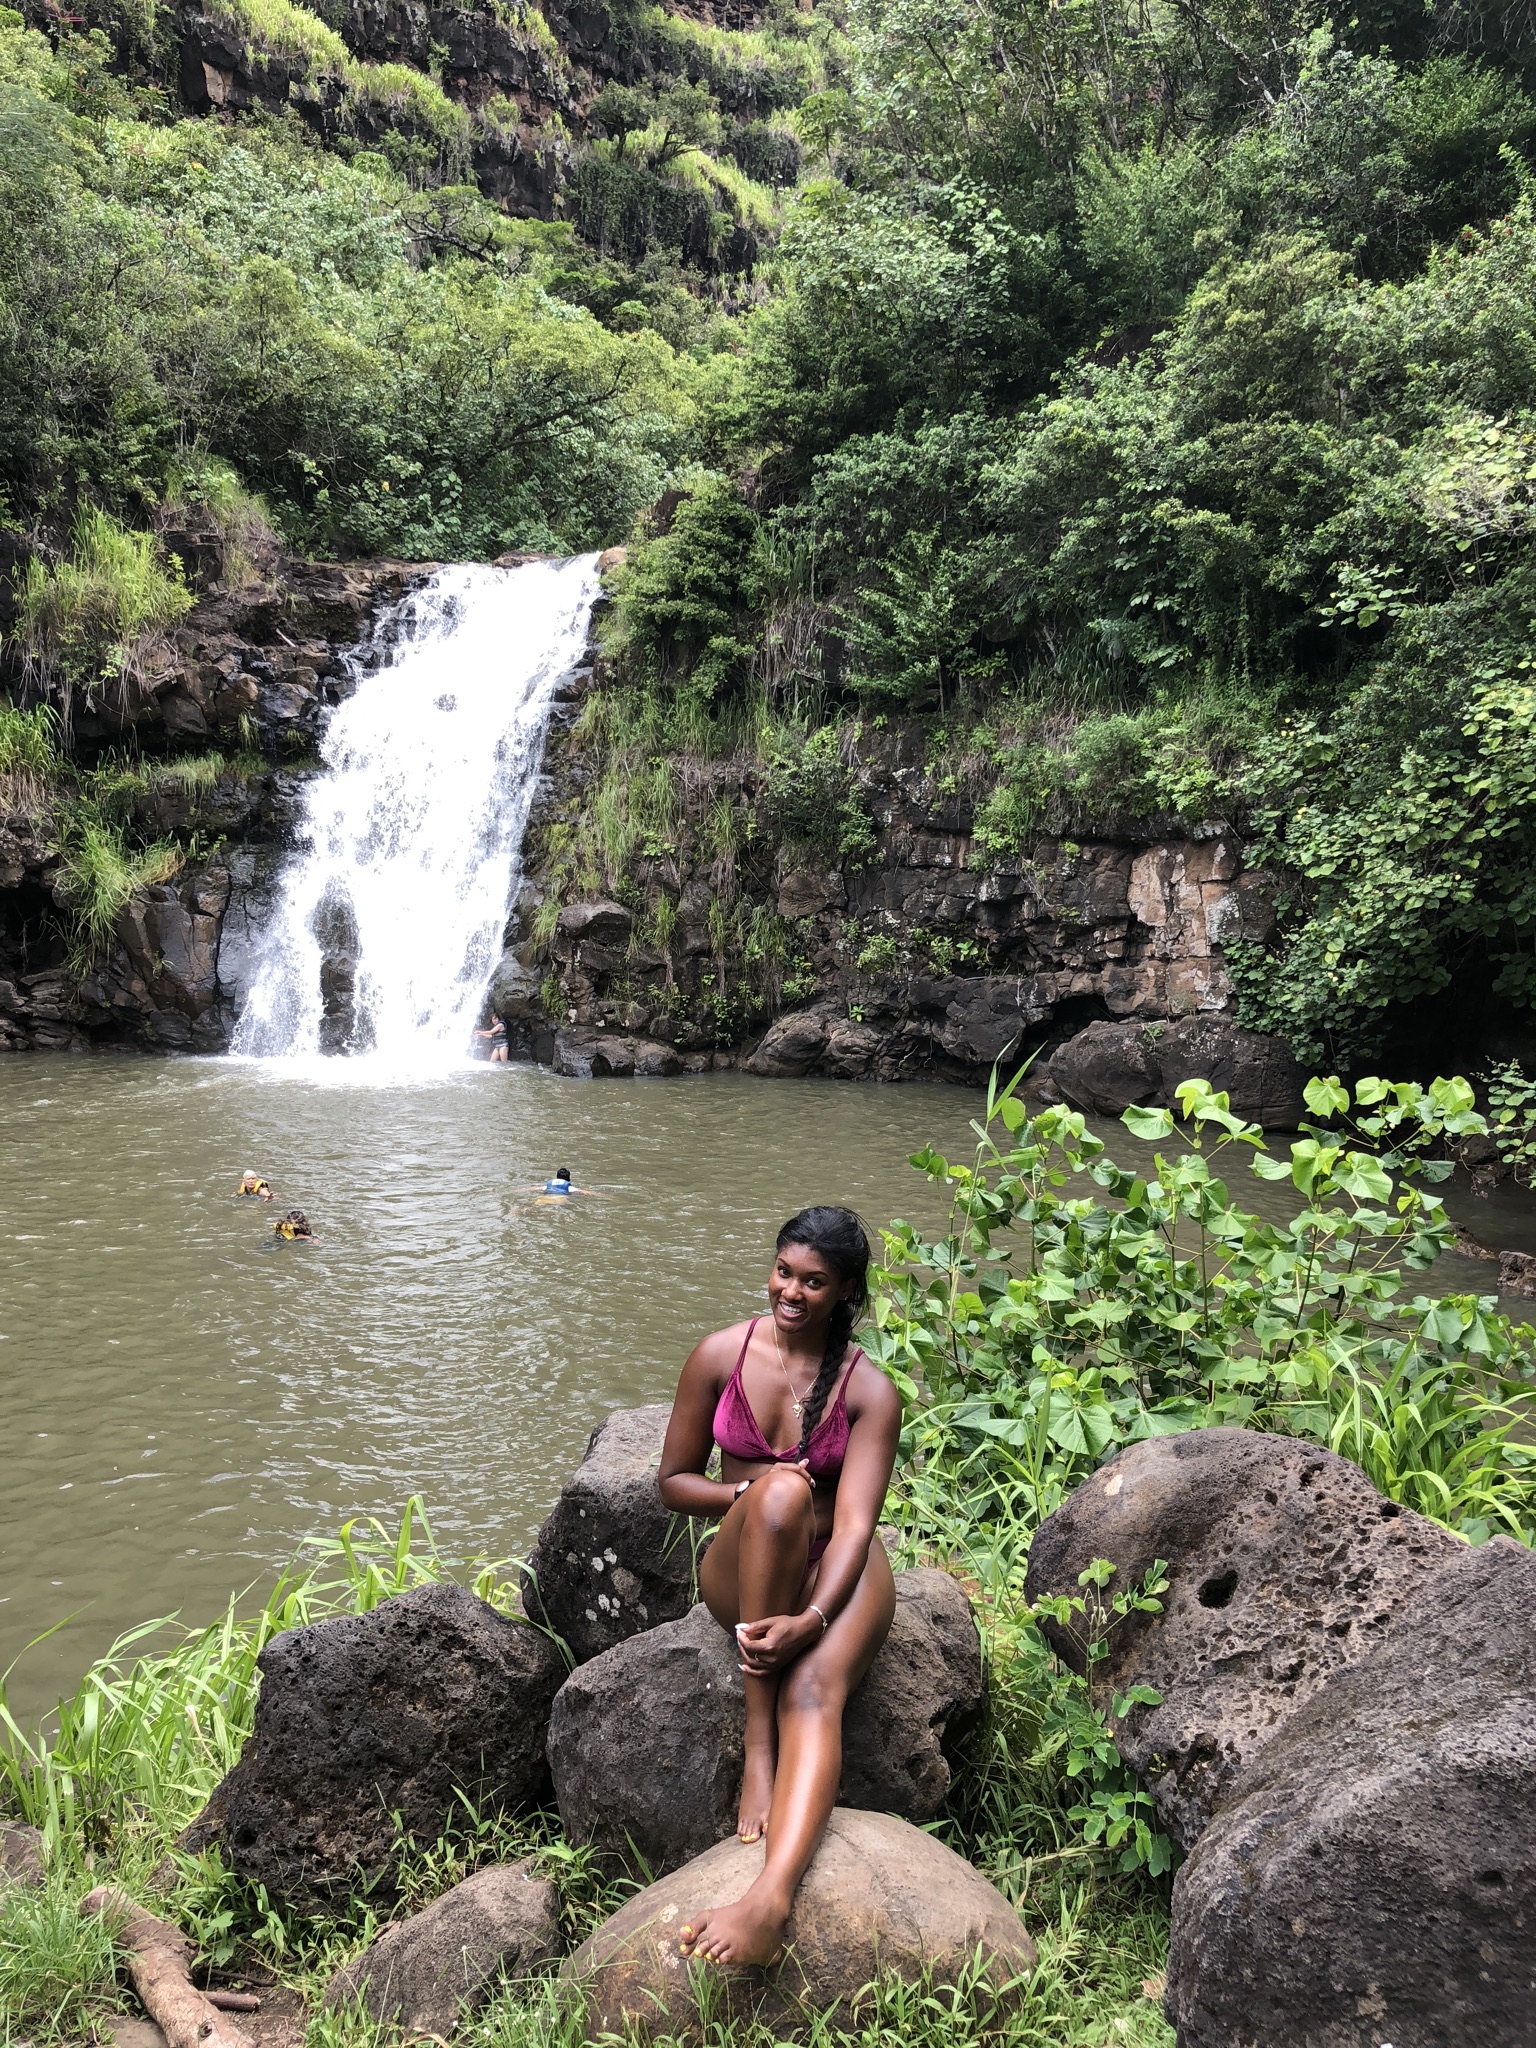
[771,1316,812,1418]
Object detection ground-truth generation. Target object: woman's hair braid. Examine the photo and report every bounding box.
[775,1206,871,1455]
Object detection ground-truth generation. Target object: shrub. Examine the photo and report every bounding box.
[15,508,192,740]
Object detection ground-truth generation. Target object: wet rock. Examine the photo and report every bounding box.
[547,1571,983,1876]
[522,1406,695,1665]
[1499,1247,1536,1296]
[1022,1428,1461,1849]
[488,949,544,1022]
[558,900,632,947]
[554,1029,685,1078]
[1153,1013,1308,1127]
[324,1861,562,2034]
[310,884,368,1056]
[0,1823,44,1888]
[180,1583,565,1908]
[566,1809,1036,2039]
[745,1003,835,1077]
[1042,1018,1162,1115]
[1041,1015,1307,1126]
[1165,1538,1536,2048]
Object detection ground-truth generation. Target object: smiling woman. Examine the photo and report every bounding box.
[657,1206,902,1966]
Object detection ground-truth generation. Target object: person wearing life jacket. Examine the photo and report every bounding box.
[274,1209,317,1242]
[472,1010,509,1063]
[238,1171,275,1200]
[541,1167,574,1199]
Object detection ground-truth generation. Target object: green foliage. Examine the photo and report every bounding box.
[54,814,183,970]
[13,506,191,727]
[764,721,874,860]
[0,1877,124,2044]
[614,477,765,705]
[0,1500,523,1860]
[0,14,697,561]
[867,1068,1535,1547]
[1483,1057,1536,1182]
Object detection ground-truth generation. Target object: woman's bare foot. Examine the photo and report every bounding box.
[736,1735,777,1843]
[679,1885,791,1967]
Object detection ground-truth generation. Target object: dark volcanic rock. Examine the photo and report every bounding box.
[547,1570,983,1876]
[566,1809,1036,2040]
[325,1861,563,2034]
[1022,1428,1461,1848]
[522,1406,695,1664]
[180,1583,565,1907]
[1042,1014,1307,1125]
[1165,1538,1536,2048]
[1043,1018,1162,1115]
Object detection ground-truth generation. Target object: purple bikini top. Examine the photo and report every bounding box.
[713,1316,856,1480]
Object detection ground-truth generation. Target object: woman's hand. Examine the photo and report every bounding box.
[734,1610,822,1675]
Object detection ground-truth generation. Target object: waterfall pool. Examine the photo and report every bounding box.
[0,1057,991,1722]
[2,1054,1525,1725]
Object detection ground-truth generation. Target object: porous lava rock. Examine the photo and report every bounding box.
[548,1570,983,1875]
[180,1583,565,1907]
[1022,1427,1461,1847]
[324,1861,563,2035]
[565,1808,1036,2038]
[523,1406,695,1664]
[1165,1538,1536,2048]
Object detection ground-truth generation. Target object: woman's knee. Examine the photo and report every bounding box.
[743,1468,815,1537]
[779,1656,846,1721]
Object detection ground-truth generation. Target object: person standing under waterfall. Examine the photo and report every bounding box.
[657,1207,899,1967]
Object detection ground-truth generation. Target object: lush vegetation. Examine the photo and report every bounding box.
[2,1072,1531,2043]
[598,1,1536,1068]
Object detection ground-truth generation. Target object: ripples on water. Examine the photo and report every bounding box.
[1,1055,1528,1722]
[0,1057,989,1720]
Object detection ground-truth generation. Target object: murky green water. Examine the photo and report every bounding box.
[0,1059,994,1722]
[2,1057,1530,1725]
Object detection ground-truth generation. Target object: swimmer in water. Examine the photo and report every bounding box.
[274,1208,317,1242]
[238,1171,275,1200]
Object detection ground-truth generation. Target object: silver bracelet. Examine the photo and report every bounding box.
[809,1603,829,1634]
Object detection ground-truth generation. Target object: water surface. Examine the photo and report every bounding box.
[0,1057,988,1721]
[2,1056,1529,1725]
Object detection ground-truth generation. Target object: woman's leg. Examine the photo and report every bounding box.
[684,1537,896,1965]
[699,1470,816,1842]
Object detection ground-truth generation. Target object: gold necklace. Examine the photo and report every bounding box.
[771,1316,815,1419]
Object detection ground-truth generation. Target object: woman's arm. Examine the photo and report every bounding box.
[658,1332,740,1518]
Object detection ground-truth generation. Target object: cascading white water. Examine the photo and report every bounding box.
[233,554,599,1070]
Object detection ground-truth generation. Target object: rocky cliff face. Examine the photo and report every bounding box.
[0,560,423,1054]
[496,658,1309,1121]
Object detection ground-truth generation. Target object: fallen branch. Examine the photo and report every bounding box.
[81,1887,255,2048]
[207,1991,262,2012]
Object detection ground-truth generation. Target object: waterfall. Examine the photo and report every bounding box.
[232,554,599,1069]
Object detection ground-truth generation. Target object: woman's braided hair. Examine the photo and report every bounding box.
[776,1206,871,1456]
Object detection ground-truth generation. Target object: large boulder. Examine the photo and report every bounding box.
[1040,1015,1307,1127]
[565,1809,1036,2039]
[523,1406,695,1664]
[1165,1538,1536,2048]
[1022,1428,1461,1847]
[180,1583,566,1908]
[324,1861,563,2034]
[548,1570,983,1875]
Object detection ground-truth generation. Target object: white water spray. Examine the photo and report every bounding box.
[233,555,599,1070]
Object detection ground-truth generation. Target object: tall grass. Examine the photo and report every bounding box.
[15,507,192,739]
[53,816,184,971]
[0,704,60,815]
[0,1501,520,1864]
